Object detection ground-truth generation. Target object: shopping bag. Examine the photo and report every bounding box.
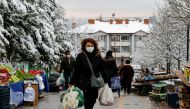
[56,73,65,86]
[10,88,23,106]
[24,83,35,102]
[111,76,121,89]
[36,74,45,90]
[62,86,84,109]
[99,84,114,106]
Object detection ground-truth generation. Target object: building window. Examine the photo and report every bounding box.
[121,35,130,42]
[111,46,120,52]
[121,46,130,53]
[135,35,146,41]
[111,35,120,41]
[98,35,106,41]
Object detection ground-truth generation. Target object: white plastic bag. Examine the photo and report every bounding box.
[56,73,65,86]
[10,88,23,106]
[24,83,35,102]
[99,84,114,106]
[36,74,45,90]
[62,86,84,109]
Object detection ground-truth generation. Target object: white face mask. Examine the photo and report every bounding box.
[66,55,71,58]
[86,47,94,53]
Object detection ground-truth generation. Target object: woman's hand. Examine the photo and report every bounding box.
[68,84,73,89]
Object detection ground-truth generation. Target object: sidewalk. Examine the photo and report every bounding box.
[18,92,177,109]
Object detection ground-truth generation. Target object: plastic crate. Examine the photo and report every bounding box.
[152,82,167,93]
[0,86,10,108]
[167,92,179,108]
[0,104,10,109]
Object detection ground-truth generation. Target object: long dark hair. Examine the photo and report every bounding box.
[81,38,100,55]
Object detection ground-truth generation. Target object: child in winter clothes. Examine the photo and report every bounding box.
[111,74,121,97]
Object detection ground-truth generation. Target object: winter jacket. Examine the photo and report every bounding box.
[104,56,118,78]
[119,64,134,82]
[60,56,75,74]
[70,52,108,90]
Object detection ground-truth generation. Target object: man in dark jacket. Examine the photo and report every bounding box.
[119,60,134,94]
[60,50,75,89]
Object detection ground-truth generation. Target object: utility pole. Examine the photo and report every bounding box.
[187,25,189,62]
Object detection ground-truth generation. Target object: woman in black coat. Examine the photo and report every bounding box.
[70,38,107,109]
[104,50,118,87]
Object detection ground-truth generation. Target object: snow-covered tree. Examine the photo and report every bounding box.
[134,4,187,71]
[0,0,71,65]
[53,6,72,58]
[166,0,190,25]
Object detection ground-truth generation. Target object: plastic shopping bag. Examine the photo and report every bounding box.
[24,83,35,102]
[56,73,65,86]
[62,86,84,109]
[36,74,45,90]
[111,76,121,89]
[99,84,114,106]
[10,88,23,106]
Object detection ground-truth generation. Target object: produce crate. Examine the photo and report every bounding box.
[152,82,167,93]
[179,100,190,108]
[149,92,167,102]
[167,92,179,108]
[175,80,185,87]
[178,86,190,94]
[178,93,190,99]
[0,104,10,109]
[0,86,10,109]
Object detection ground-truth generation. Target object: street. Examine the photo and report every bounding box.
[18,91,176,109]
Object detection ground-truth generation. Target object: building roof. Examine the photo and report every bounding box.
[72,20,151,34]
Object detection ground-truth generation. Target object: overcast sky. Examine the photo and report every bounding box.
[56,0,165,18]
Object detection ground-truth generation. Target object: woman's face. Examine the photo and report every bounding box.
[85,42,94,53]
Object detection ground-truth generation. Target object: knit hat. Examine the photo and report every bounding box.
[106,50,113,56]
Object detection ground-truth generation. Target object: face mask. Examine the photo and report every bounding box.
[66,55,71,58]
[86,47,94,53]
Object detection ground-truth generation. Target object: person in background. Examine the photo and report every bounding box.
[119,60,134,94]
[118,56,124,71]
[104,50,118,87]
[70,38,107,109]
[59,50,75,90]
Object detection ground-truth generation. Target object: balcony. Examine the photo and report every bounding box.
[111,42,130,46]
[112,52,130,58]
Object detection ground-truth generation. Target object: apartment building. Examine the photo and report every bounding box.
[72,18,150,64]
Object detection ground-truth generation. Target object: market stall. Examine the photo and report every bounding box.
[133,73,178,95]
[0,63,49,109]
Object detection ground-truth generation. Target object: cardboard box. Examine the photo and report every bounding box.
[179,86,189,94]
[180,100,190,108]
[178,93,190,99]
[180,106,190,109]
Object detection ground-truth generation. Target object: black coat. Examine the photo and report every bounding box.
[104,56,118,78]
[119,64,134,82]
[70,52,107,90]
[60,56,75,74]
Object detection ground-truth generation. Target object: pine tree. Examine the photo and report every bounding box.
[0,0,71,65]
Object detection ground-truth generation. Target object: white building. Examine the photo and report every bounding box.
[72,18,150,64]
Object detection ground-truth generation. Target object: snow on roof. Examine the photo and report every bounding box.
[72,20,150,34]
